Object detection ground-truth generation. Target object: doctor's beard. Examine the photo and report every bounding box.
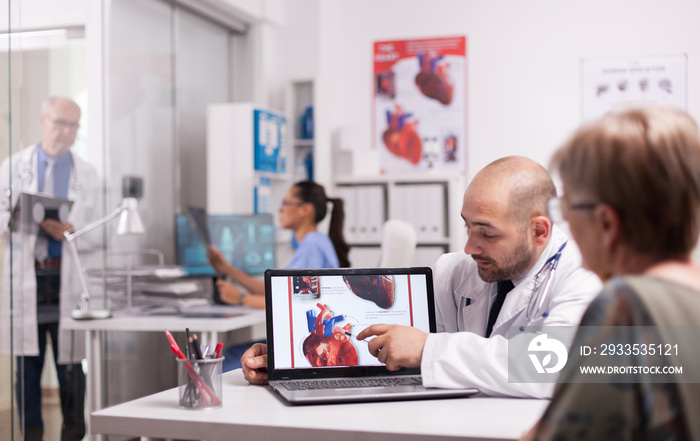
[472,237,536,283]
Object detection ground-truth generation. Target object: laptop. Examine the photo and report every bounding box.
[265,267,479,405]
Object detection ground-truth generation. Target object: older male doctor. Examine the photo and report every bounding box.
[0,96,101,441]
[357,156,602,398]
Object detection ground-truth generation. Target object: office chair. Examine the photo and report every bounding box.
[379,219,417,267]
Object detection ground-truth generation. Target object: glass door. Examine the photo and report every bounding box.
[0,6,93,440]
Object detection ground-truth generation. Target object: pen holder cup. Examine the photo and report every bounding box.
[177,357,224,409]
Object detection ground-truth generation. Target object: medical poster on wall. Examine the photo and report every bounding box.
[373,36,467,174]
[581,54,687,122]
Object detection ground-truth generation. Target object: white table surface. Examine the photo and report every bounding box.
[63,308,267,441]
[91,369,549,441]
[63,307,266,333]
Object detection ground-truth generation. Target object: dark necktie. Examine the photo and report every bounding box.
[485,280,514,337]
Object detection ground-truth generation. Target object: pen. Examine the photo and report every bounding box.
[214,342,224,358]
[185,328,193,359]
[202,345,210,358]
[191,333,204,359]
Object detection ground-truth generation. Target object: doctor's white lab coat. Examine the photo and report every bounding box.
[421,226,602,398]
[0,144,102,364]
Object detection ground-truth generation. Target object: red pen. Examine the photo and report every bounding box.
[164,329,179,351]
[214,342,224,358]
[170,344,187,360]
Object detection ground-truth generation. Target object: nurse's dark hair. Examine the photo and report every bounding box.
[551,106,700,259]
[292,180,351,268]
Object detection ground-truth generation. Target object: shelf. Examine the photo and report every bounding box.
[335,173,465,185]
[254,171,291,181]
[86,265,186,279]
[348,239,451,247]
[294,138,314,147]
[333,175,467,265]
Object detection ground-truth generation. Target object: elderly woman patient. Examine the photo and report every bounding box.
[522,107,700,441]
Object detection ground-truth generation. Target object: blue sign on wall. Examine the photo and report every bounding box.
[253,109,287,173]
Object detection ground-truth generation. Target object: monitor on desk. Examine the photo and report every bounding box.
[175,213,276,276]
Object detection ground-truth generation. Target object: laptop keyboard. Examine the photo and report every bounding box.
[280,376,423,391]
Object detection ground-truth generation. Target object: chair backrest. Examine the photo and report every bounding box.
[379,219,417,267]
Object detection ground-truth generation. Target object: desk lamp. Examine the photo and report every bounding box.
[64,176,145,320]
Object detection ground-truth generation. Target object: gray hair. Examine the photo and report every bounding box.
[41,96,79,115]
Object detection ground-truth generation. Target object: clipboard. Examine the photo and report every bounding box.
[185,205,211,247]
[12,192,74,233]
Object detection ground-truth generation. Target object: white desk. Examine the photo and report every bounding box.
[63,308,266,441]
[92,370,548,441]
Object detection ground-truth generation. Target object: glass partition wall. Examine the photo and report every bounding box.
[1,0,236,439]
[103,0,232,410]
[1,3,20,440]
[1,14,93,441]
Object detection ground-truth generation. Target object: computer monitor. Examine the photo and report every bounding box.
[175,213,276,276]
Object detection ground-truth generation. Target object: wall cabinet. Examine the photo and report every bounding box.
[334,174,466,268]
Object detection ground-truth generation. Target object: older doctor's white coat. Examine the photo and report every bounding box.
[0,144,102,364]
[420,225,602,398]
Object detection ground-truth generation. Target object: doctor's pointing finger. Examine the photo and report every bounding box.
[356,324,428,371]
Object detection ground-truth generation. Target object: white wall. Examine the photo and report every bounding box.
[271,0,700,260]
[306,0,700,181]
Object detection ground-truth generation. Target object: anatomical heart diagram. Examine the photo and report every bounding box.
[303,303,359,367]
[343,275,395,309]
[382,106,422,164]
[415,51,453,106]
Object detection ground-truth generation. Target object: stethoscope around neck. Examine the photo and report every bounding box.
[5,147,83,198]
[523,240,568,323]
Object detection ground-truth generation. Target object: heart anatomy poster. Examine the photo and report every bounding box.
[373,36,467,174]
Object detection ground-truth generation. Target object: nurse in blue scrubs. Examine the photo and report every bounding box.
[208,181,350,371]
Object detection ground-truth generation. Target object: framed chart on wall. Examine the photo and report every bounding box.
[581,54,687,122]
[373,36,467,175]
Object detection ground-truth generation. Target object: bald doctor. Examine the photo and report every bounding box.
[241,156,601,399]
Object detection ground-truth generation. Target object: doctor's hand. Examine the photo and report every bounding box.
[41,219,73,241]
[207,245,230,273]
[241,343,269,385]
[356,324,427,371]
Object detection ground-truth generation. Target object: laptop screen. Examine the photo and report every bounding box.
[265,267,435,379]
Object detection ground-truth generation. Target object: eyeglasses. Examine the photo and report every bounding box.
[526,241,567,321]
[280,199,305,208]
[547,197,598,224]
[46,117,80,131]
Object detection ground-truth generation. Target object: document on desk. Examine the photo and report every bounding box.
[132,280,201,295]
[131,295,210,315]
[181,304,256,318]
